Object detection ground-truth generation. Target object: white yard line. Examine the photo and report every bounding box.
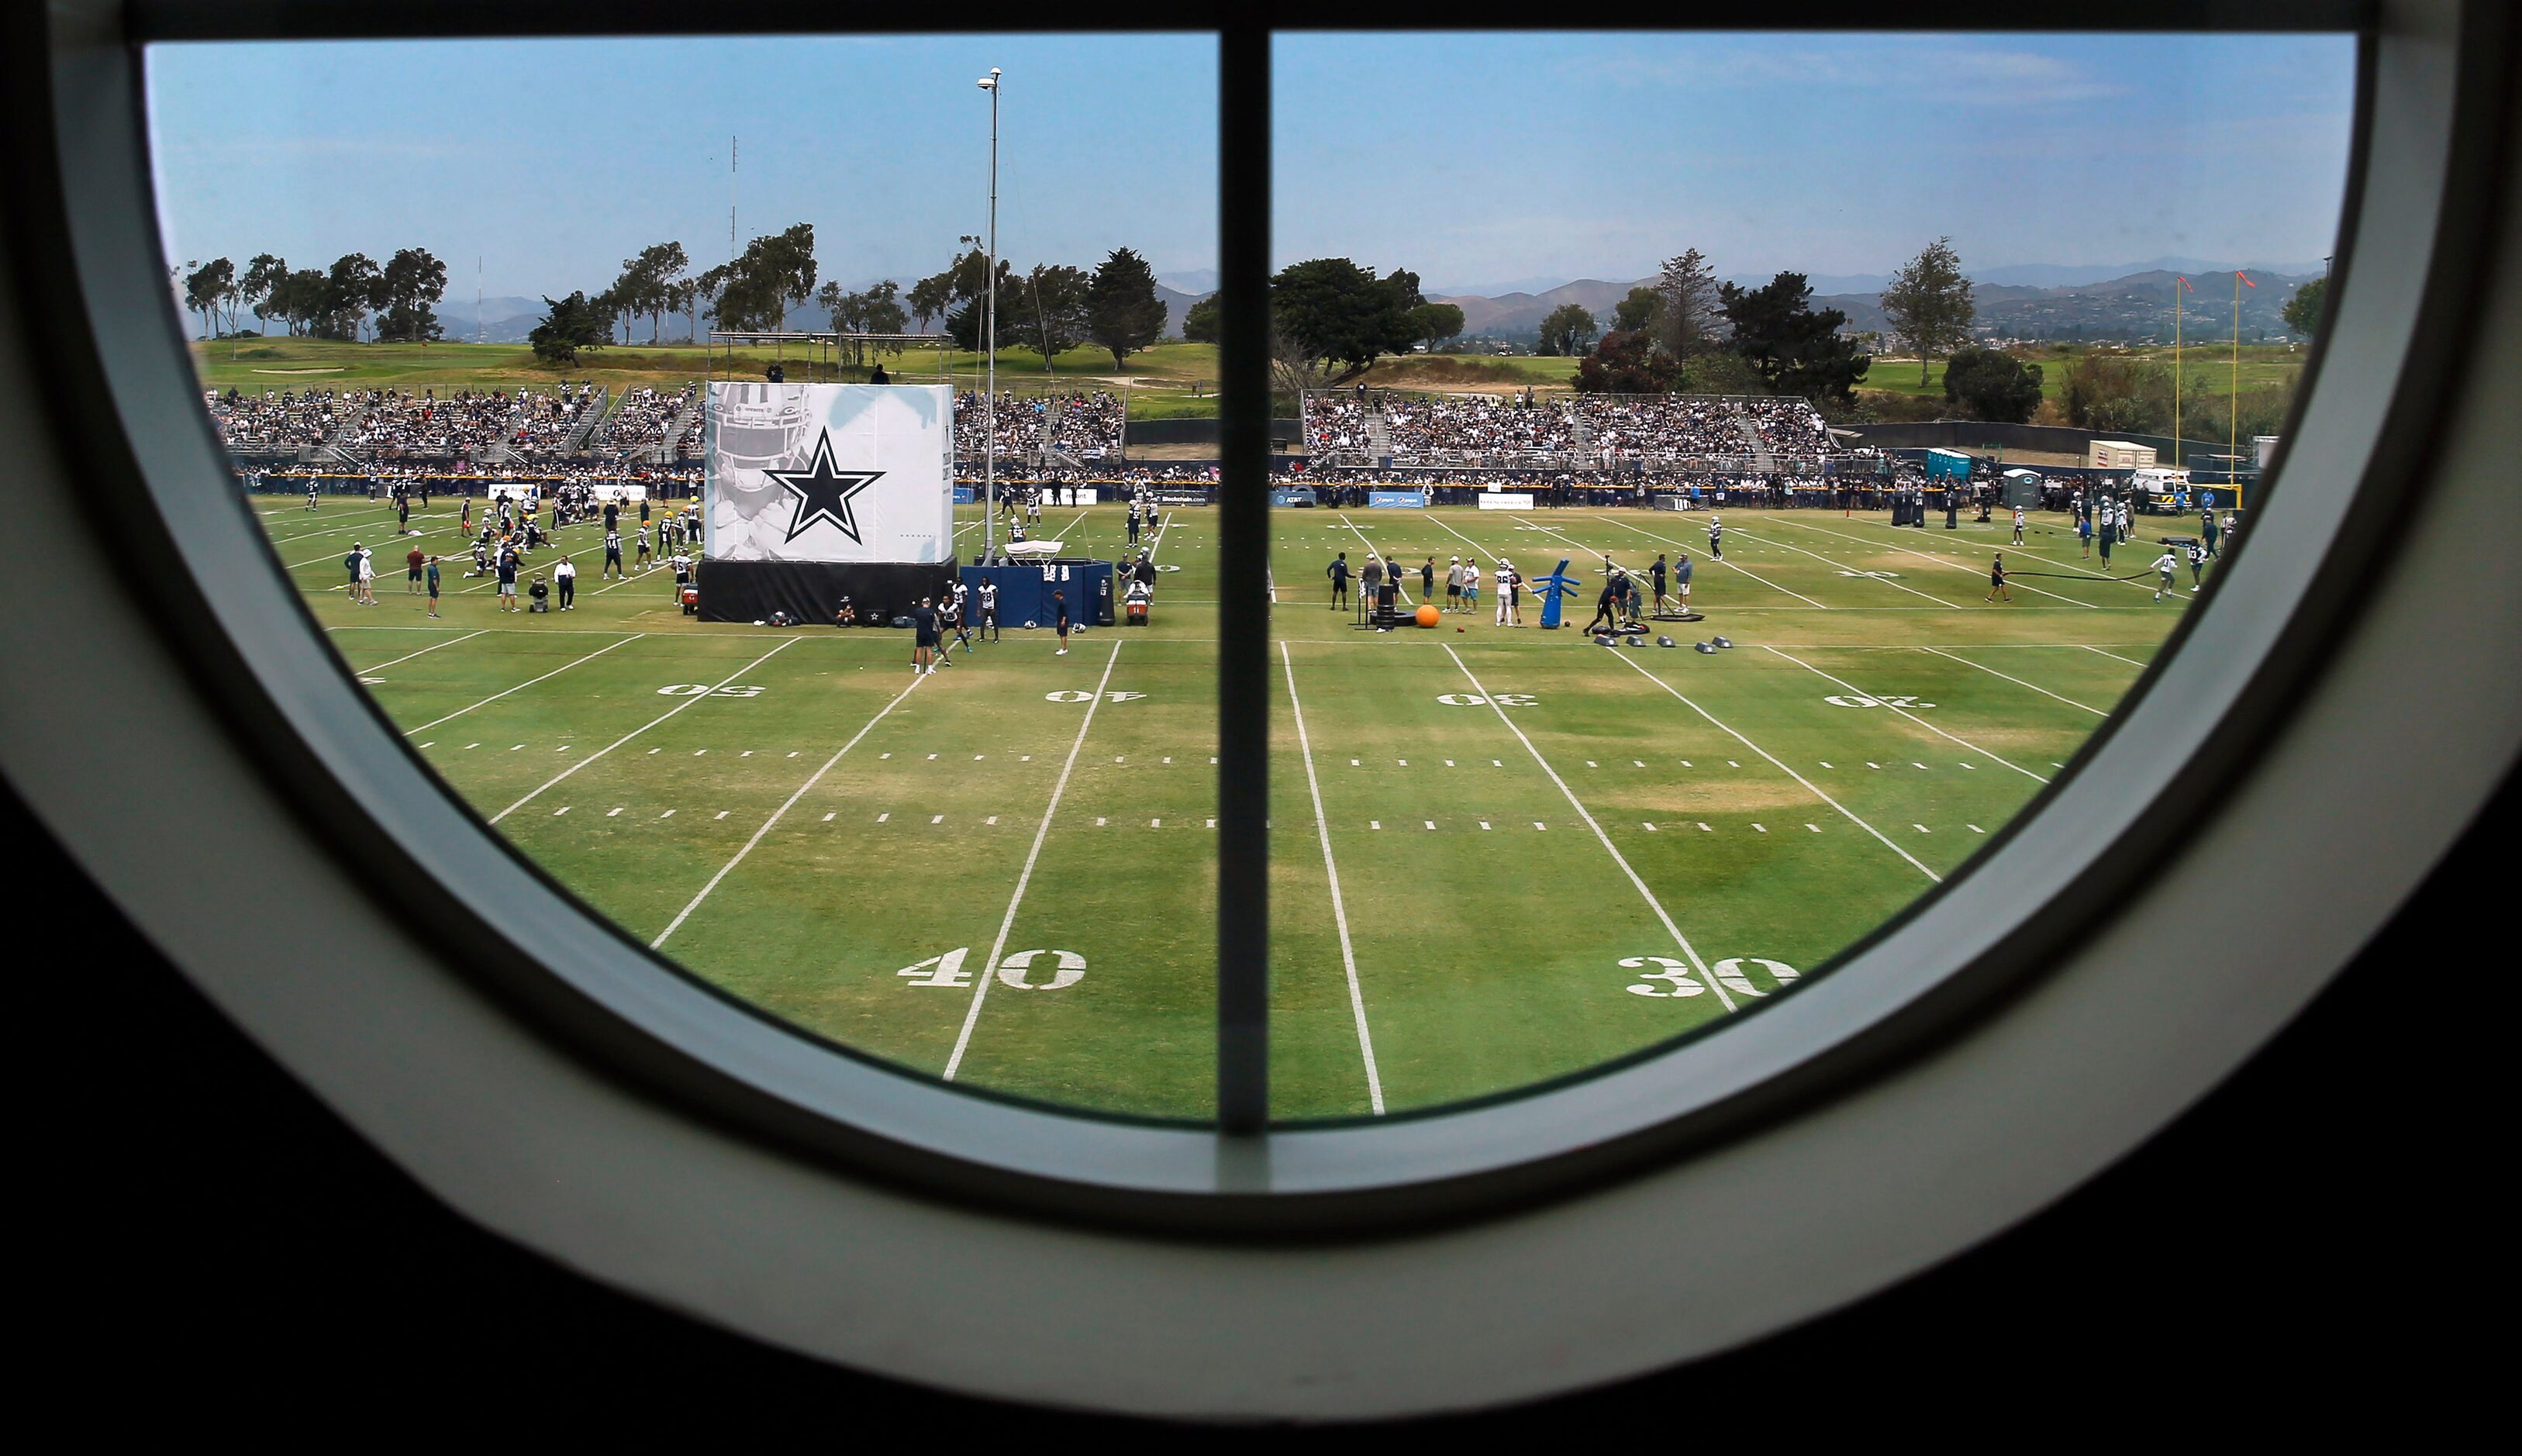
[1762,645,2051,784]
[1920,646,2108,717]
[488,637,802,823]
[2084,644,2150,668]
[1442,643,1732,1009]
[353,628,485,674]
[265,513,446,550]
[401,634,642,735]
[650,668,928,951]
[944,638,1125,1081]
[1762,516,2099,609]
[1610,653,1940,882]
[1572,516,1830,610]
[1334,512,1413,604]
[1723,524,1968,609]
[1281,641,1385,1113]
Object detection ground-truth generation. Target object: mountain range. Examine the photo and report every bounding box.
[1432,264,2319,346]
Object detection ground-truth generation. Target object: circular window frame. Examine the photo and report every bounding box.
[5,2,2517,1419]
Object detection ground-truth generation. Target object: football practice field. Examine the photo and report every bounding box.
[264,492,2203,1120]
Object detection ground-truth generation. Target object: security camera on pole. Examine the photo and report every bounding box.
[978,67,1001,562]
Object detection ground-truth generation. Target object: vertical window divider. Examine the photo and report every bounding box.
[1216,24,1271,1133]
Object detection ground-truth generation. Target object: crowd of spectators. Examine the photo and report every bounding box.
[953,390,1047,464]
[205,388,352,454]
[332,383,601,463]
[1043,391,1126,461]
[593,385,698,462]
[1382,396,1577,457]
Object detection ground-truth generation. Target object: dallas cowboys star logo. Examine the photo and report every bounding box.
[764,430,882,545]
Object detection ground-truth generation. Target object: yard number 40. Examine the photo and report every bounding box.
[897,947,1087,990]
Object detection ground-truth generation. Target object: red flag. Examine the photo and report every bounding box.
[2177,275,2194,292]
[2237,271,2257,288]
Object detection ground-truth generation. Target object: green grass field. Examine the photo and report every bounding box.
[193,337,1224,418]
[262,490,2200,1120]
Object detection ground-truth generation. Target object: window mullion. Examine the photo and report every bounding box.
[1215,23,1271,1133]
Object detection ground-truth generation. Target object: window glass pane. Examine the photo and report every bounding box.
[150,34,1222,1120]
[1267,31,2355,1117]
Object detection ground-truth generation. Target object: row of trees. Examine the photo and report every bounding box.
[530,226,1172,371]
[1568,253,1875,405]
[181,249,449,343]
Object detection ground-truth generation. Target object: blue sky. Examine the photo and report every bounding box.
[147,30,2353,302]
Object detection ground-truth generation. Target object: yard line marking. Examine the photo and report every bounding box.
[403,634,641,735]
[1611,652,1941,883]
[1446,644,1733,1007]
[1764,646,2049,785]
[2083,644,2149,668]
[1584,515,1830,609]
[1921,646,2108,716]
[650,672,929,951]
[944,640,1124,1082]
[486,636,802,817]
[1334,512,1413,603]
[1763,517,2098,609]
[354,628,486,674]
[1725,523,1968,609]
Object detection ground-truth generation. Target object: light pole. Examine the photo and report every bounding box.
[978,67,1001,561]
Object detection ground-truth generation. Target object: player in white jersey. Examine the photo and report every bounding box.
[2152,548,2180,601]
[976,577,1000,641]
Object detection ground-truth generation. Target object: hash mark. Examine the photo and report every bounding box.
[985,816,998,825]
[1698,823,1711,831]
[1913,823,1930,833]
[715,811,730,819]
[1754,823,1767,833]
[878,813,888,823]
[659,809,674,819]
[931,815,944,824]
[1968,824,1985,833]
[1371,820,1382,830]
[821,813,834,822]
[553,806,568,816]
[1479,821,1492,830]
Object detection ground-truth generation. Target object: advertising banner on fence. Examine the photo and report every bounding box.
[706,382,954,562]
[1368,488,1427,509]
[1475,492,1536,509]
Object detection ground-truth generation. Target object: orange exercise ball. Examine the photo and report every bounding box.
[1415,604,1440,628]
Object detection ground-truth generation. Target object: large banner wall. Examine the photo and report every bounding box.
[706,383,954,562]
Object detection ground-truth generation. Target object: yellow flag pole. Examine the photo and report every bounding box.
[2173,283,2183,468]
[2230,274,2242,493]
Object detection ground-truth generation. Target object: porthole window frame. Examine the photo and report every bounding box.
[5,0,2516,1419]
